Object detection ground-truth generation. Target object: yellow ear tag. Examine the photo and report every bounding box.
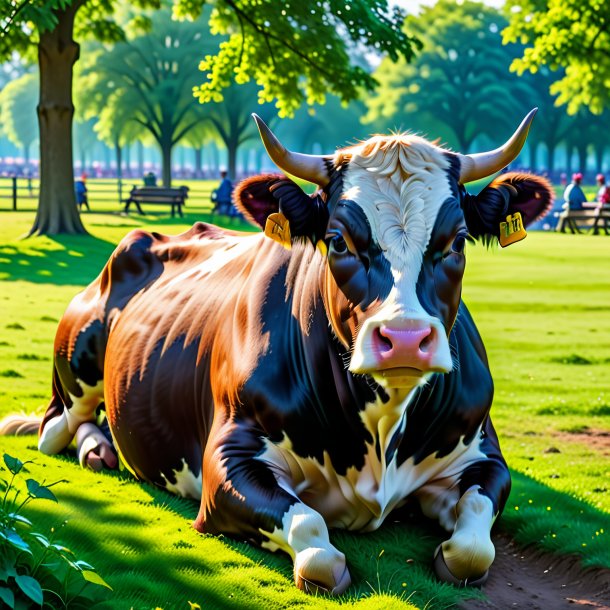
[264,212,291,250]
[499,212,527,248]
[316,240,328,257]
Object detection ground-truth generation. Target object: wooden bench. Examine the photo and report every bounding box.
[556,207,610,235]
[123,186,189,217]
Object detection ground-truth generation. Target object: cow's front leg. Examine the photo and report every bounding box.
[195,419,350,595]
[418,428,511,586]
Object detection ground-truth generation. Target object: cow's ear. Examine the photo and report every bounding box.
[234,174,284,228]
[463,172,554,243]
[234,174,329,242]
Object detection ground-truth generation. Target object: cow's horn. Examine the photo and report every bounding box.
[252,114,332,187]
[458,108,537,183]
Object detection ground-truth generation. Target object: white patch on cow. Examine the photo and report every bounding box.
[160,458,202,499]
[39,378,104,455]
[260,503,350,594]
[439,485,496,580]
[257,390,487,533]
[342,137,454,378]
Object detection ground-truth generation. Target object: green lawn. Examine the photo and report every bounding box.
[0,202,609,609]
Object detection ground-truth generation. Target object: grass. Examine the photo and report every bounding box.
[0,197,609,609]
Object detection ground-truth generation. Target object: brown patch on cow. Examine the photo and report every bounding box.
[553,428,610,456]
[461,534,610,610]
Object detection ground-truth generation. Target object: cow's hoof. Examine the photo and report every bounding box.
[76,423,118,471]
[294,547,351,595]
[433,545,489,588]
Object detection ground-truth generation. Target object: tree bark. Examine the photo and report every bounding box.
[29,2,87,236]
[115,142,123,203]
[137,141,144,178]
[194,147,203,178]
[227,137,238,181]
[160,140,172,186]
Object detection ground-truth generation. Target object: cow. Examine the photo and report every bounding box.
[1,109,553,594]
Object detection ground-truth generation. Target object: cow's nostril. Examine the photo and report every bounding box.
[375,327,393,353]
[419,328,434,353]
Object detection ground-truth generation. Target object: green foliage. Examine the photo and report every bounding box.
[176,0,420,117]
[0,72,39,159]
[503,0,610,115]
[0,453,112,608]
[364,0,531,151]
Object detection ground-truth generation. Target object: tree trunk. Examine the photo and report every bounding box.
[547,141,556,174]
[576,143,587,175]
[194,147,203,178]
[137,141,144,177]
[29,2,87,236]
[115,142,123,203]
[227,138,238,181]
[160,140,172,186]
[594,144,604,173]
[124,143,131,177]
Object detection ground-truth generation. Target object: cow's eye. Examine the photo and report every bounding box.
[329,232,348,253]
[452,234,466,254]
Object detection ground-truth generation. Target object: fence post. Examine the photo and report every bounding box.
[12,176,17,211]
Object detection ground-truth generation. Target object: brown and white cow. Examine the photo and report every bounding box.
[1,110,552,593]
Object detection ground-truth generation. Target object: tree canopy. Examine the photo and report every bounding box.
[0,71,39,163]
[503,0,610,115]
[364,0,531,152]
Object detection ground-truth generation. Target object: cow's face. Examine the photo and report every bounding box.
[239,112,553,389]
[322,138,464,388]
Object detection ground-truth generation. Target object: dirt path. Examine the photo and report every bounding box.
[459,534,610,610]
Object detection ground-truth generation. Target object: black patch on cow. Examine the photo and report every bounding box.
[327,202,393,310]
[70,319,106,388]
[444,153,462,199]
[109,334,206,488]
[241,267,383,476]
[54,354,83,398]
[416,196,466,331]
[396,302,494,466]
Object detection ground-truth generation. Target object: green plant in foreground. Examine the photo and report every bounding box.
[0,453,112,609]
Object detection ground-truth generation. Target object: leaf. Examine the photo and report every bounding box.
[15,574,43,606]
[25,479,57,503]
[0,586,15,608]
[3,530,32,555]
[82,570,113,590]
[29,532,50,548]
[51,543,74,556]
[3,454,24,475]
[8,513,32,527]
[0,551,18,582]
[73,560,95,571]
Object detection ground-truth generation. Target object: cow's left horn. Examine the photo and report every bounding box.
[458,108,537,183]
[252,114,332,187]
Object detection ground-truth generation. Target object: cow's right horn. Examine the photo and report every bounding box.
[252,114,332,187]
[457,108,537,184]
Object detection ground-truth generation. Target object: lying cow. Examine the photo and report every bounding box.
[1,109,552,593]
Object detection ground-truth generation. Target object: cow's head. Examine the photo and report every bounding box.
[235,110,553,390]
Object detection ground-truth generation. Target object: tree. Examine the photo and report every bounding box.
[0,72,39,166]
[1,0,160,235]
[79,10,212,186]
[1,0,419,236]
[504,0,610,115]
[364,0,532,152]
[201,81,278,180]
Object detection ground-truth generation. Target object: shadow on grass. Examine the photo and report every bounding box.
[0,234,117,285]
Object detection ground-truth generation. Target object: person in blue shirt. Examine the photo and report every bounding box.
[75,173,89,211]
[563,172,587,210]
[212,171,234,215]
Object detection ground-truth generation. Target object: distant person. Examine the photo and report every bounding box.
[143,171,157,186]
[211,170,234,215]
[563,172,587,210]
[596,173,610,207]
[75,173,89,211]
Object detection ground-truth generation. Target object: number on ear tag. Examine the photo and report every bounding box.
[264,212,292,250]
[499,212,527,248]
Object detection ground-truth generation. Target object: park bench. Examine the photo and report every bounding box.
[556,206,610,235]
[123,186,189,217]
